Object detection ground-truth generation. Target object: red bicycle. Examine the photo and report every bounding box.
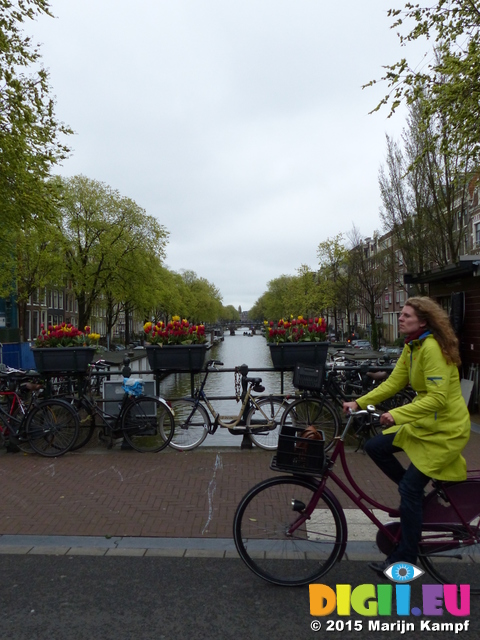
[0,367,79,457]
[233,407,480,589]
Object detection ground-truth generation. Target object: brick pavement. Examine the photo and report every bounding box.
[1,430,479,540]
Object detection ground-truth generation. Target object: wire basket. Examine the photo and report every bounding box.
[271,423,325,476]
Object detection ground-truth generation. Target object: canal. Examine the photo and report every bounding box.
[156,328,296,447]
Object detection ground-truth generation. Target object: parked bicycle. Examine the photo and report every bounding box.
[233,406,480,590]
[0,367,79,457]
[167,361,290,450]
[279,361,414,453]
[67,373,175,453]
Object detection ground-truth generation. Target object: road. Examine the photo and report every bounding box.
[0,555,475,640]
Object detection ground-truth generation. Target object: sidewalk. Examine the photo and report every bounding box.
[1,427,479,560]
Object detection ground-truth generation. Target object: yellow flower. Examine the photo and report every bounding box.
[143,321,153,332]
[172,315,180,322]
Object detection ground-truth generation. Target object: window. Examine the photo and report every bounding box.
[53,290,58,309]
[58,290,64,310]
[476,222,480,247]
[32,311,39,338]
[26,311,31,340]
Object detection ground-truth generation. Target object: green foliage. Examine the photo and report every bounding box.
[220,305,241,322]
[0,1,72,230]
[250,268,325,322]
[367,1,480,159]
[55,175,169,329]
[179,270,223,323]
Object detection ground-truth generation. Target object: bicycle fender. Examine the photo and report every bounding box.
[155,396,175,417]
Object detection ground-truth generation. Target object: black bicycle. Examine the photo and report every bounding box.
[68,374,175,453]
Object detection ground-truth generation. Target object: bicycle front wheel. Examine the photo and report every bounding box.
[68,397,97,451]
[25,399,79,457]
[246,397,287,450]
[167,399,209,450]
[233,475,345,586]
[122,396,174,452]
[280,396,340,452]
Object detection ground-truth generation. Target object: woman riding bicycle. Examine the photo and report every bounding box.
[343,296,470,575]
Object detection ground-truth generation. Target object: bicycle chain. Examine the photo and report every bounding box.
[235,369,241,402]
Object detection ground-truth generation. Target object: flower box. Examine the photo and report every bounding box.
[268,342,329,371]
[32,347,97,374]
[145,344,207,372]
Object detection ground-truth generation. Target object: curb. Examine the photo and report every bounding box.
[0,534,383,561]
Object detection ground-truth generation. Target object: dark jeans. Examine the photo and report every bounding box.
[364,432,430,564]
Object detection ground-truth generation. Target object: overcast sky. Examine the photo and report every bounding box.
[30,0,425,310]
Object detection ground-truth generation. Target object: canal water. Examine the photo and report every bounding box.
[156,328,296,447]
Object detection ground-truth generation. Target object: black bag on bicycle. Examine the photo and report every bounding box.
[292,362,324,392]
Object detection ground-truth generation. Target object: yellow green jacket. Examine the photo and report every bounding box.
[357,334,470,481]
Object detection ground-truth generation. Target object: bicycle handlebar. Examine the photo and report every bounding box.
[346,405,379,418]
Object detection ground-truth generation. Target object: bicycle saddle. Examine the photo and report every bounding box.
[367,371,389,381]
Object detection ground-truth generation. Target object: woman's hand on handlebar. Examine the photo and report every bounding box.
[343,401,359,414]
[380,411,395,427]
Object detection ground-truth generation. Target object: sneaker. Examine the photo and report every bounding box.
[368,560,391,578]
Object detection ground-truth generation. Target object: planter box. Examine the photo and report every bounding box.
[146,344,207,372]
[268,341,329,371]
[32,347,97,374]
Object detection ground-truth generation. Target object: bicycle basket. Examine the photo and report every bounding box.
[122,378,144,397]
[292,362,324,392]
[271,423,325,476]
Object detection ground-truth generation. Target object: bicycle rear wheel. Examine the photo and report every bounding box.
[25,399,79,457]
[247,397,286,450]
[122,396,174,452]
[420,526,480,594]
[420,481,480,594]
[233,475,345,586]
[280,396,340,452]
[167,399,209,450]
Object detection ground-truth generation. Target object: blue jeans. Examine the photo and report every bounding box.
[364,432,430,564]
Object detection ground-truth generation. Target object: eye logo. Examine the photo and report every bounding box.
[384,562,424,583]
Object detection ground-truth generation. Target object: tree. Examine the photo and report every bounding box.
[366,1,480,158]
[220,305,241,322]
[0,1,71,230]
[56,175,169,330]
[0,218,64,340]
[347,226,389,350]
[317,234,349,336]
[379,99,476,278]
[289,265,323,319]
[249,270,324,321]
[180,270,223,323]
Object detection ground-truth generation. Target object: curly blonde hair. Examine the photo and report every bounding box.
[404,297,461,366]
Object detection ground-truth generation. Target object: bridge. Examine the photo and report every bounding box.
[205,322,265,336]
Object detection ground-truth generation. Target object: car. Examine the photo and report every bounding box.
[380,346,402,357]
[354,340,373,350]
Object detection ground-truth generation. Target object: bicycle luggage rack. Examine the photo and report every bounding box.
[271,424,326,476]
